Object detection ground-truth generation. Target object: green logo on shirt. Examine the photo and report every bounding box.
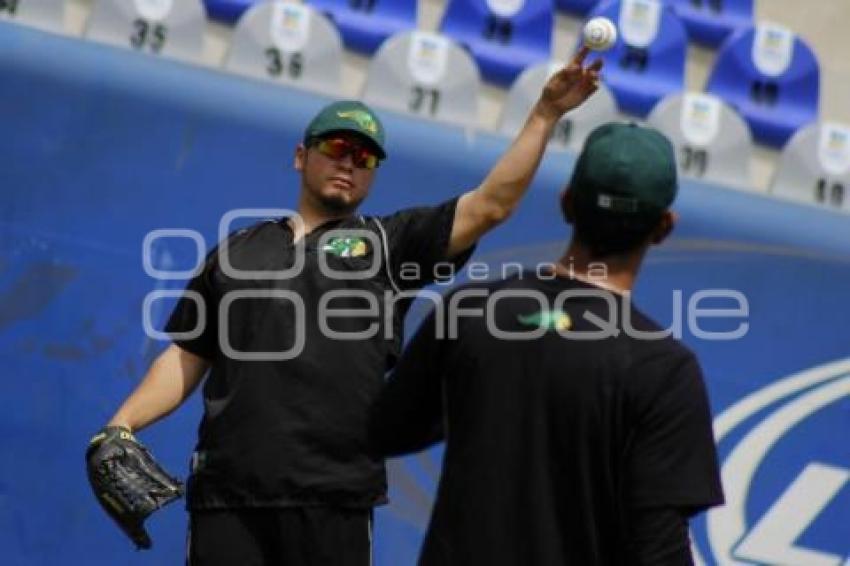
[322,237,369,258]
[517,309,572,332]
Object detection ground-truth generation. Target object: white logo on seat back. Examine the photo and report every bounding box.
[818,123,850,177]
[408,32,450,87]
[680,93,722,147]
[271,2,311,53]
[619,0,662,49]
[753,22,794,77]
[134,0,173,22]
[486,0,525,19]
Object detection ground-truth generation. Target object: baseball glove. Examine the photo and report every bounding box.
[85,426,184,549]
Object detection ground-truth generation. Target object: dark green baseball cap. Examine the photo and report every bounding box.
[303,100,387,159]
[570,122,678,219]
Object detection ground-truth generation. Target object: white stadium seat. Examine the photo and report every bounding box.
[647,92,753,189]
[362,30,481,128]
[500,61,619,152]
[770,121,850,212]
[224,1,343,95]
[0,0,65,34]
[85,0,206,63]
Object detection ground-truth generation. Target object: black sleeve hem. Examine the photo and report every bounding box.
[438,196,476,266]
[170,339,215,362]
[379,196,476,290]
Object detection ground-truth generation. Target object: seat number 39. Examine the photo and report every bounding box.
[130,19,168,54]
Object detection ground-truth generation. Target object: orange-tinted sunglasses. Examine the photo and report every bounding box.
[312,137,381,170]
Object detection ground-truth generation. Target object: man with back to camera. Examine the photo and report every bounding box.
[85,49,603,564]
[369,123,725,565]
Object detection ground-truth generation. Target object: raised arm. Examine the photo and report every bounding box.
[447,47,603,258]
[107,343,210,432]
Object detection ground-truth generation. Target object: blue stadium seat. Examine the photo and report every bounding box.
[706,23,820,148]
[554,0,599,15]
[306,0,417,54]
[665,0,753,47]
[206,0,416,54]
[580,0,687,117]
[205,0,257,23]
[439,0,553,87]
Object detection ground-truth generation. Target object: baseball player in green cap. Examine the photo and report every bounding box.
[370,122,724,565]
[91,49,603,564]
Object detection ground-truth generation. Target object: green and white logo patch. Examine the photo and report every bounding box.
[337,109,379,135]
[517,309,572,332]
[322,237,369,258]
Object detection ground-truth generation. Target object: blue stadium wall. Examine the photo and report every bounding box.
[1,22,848,565]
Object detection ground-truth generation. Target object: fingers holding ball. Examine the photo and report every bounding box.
[583,17,618,52]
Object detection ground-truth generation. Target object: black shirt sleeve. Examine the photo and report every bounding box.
[164,246,219,361]
[627,507,694,566]
[368,305,447,457]
[627,353,724,514]
[376,197,475,290]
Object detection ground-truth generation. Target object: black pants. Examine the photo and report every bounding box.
[187,507,373,566]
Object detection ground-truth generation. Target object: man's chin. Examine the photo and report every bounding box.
[318,193,363,214]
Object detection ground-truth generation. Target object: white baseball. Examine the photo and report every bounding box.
[583,17,618,51]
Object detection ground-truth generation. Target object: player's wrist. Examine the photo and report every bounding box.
[106,417,133,433]
[531,99,563,125]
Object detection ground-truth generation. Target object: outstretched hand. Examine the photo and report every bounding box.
[536,47,604,121]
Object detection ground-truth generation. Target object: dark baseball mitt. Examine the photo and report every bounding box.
[86,426,184,549]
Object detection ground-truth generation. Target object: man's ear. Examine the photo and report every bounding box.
[294,143,306,172]
[650,210,678,245]
[560,187,576,225]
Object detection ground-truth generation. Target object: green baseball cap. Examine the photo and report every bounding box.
[570,122,678,219]
[303,100,387,159]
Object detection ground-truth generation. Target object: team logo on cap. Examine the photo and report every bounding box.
[337,110,379,135]
[518,309,572,332]
[322,237,369,258]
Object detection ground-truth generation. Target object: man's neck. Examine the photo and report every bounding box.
[291,197,353,242]
[553,242,644,295]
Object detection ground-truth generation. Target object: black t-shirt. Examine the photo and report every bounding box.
[370,274,724,565]
[165,197,473,509]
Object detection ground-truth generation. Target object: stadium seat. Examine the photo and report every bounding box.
[205,0,257,23]
[362,31,480,127]
[499,61,618,151]
[0,0,65,34]
[306,0,416,54]
[224,1,342,95]
[439,0,553,87]
[706,22,820,148]
[665,0,753,47]
[581,0,687,117]
[647,92,752,188]
[770,121,850,212]
[85,0,206,63]
[554,0,598,16]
